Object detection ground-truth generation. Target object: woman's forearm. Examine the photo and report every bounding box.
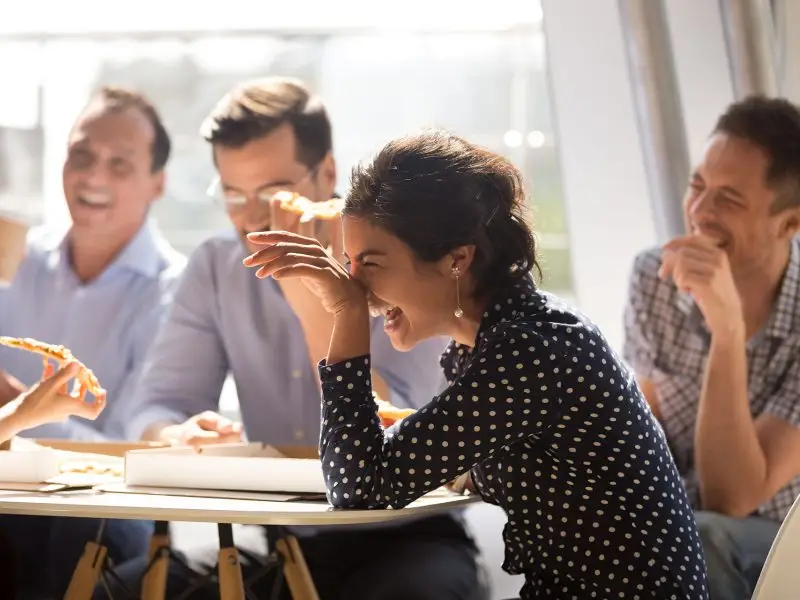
[0,397,26,444]
[327,302,371,366]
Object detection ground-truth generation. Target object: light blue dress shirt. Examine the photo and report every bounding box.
[0,220,186,440]
[126,231,448,447]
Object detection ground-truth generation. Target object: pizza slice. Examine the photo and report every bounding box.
[375,398,417,428]
[57,458,123,477]
[274,191,345,223]
[0,336,105,400]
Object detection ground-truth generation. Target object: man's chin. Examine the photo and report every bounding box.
[243,239,263,257]
[240,229,268,253]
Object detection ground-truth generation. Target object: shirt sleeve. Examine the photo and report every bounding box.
[318,324,563,509]
[761,357,800,428]
[369,319,448,409]
[0,283,8,337]
[122,246,229,441]
[623,251,659,379]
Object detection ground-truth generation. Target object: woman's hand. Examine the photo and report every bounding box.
[243,230,367,315]
[2,361,105,438]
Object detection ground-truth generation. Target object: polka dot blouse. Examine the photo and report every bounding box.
[318,275,709,600]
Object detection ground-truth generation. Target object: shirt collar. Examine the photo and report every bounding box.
[48,219,166,280]
[476,274,545,341]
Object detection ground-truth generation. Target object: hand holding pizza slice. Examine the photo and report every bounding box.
[0,336,105,403]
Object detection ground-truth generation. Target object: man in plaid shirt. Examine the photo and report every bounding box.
[624,95,800,600]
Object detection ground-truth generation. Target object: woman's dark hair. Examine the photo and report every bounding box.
[345,130,539,299]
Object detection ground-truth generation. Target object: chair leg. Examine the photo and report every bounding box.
[217,523,245,600]
[64,540,108,600]
[275,536,319,600]
[141,521,170,600]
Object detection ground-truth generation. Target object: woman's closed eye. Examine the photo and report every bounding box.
[344,259,379,272]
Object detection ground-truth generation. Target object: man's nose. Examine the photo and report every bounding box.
[83,163,110,187]
[688,193,717,223]
[242,199,270,226]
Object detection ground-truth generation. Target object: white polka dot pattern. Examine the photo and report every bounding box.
[318,275,709,599]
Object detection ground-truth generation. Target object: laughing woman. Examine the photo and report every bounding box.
[243,132,709,600]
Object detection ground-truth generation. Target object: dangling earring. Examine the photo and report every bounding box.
[452,265,464,318]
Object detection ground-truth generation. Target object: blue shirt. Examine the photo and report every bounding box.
[126,231,448,447]
[0,220,186,440]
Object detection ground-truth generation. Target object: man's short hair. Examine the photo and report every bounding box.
[714,95,800,213]
[200,77,332,169]
[83,86,171,173]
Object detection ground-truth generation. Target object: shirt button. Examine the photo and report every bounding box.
[291,369,302,379]
[294,430,305,440]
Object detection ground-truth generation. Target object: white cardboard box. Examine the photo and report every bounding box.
[0,439,59,482]
[0,439,158,489]
[124,443,326,494]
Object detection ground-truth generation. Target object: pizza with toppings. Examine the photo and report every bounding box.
[375,398,417,428]
[274,191,345,223]
[0,336,105,399]
[57,458,123,477]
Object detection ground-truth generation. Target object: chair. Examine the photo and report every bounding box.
[751,493,800,599]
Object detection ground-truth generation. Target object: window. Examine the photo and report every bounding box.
[0,1,572,295]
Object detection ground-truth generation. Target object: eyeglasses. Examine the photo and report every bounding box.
[207,165,320,212]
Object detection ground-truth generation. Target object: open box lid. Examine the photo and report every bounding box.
[33,438,166,457]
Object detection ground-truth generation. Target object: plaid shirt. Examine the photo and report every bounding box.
[623,237,800,522]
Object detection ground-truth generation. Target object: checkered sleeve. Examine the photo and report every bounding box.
[623,249,662,380]
[762,357,800,428]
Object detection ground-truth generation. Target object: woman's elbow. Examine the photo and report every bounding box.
[327,487,379,509]
[325,484,404,510]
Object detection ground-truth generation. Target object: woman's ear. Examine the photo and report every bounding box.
[438,245,476,277]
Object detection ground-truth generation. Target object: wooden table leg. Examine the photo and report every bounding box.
[64,540,107,600]
[276,536,320,600]
[140,520,170,600]
[217,523,245,600]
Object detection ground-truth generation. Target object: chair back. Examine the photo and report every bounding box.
[752,494,800,599]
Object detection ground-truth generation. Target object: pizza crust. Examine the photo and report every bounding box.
[0,336,105,399]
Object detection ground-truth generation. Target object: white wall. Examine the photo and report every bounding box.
[541,0,739,351]
[663,0,736,167]
[781,0,800,102]
[542,0,659,351]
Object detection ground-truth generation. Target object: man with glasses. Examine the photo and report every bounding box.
[0,87,185,599]
[98,77,487,600]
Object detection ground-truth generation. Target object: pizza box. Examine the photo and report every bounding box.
[0,438,164,490]
[0,438,59,483]
[33,439,166,457]
[124,442,326,494]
